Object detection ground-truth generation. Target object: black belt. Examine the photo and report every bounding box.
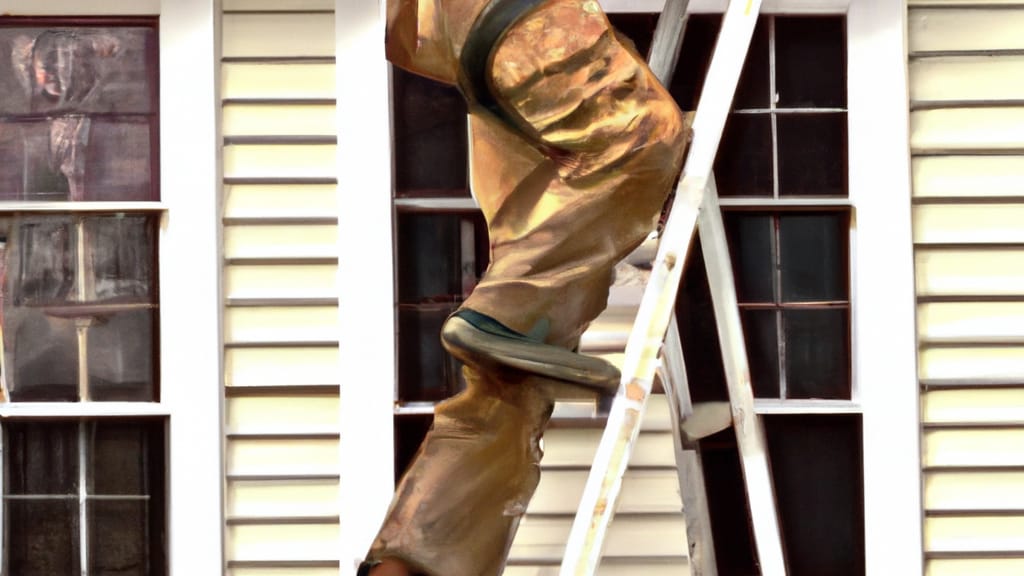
[459,0,546,117]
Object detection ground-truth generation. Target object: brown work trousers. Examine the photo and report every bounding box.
[368,1,689,574]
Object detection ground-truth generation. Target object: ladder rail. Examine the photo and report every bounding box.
[559,1,770,574]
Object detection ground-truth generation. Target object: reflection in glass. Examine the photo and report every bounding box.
[87,309,156,401]
[784,308,850,399]
[780,213,848,302]
[396,211,486,303]
[86,214,155,302]
[715,114,773,197]
[8,216,76,307]
[7,310,78,401]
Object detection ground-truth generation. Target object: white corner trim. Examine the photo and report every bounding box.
[335,1,398,575]
[848,0,923,574]
[159,0,225,574]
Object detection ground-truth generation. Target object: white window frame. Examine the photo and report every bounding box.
[2,0,226,574]
[335,0,922,574]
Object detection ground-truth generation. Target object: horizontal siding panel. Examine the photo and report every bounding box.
[914,204,1024,244]
[925,516,1024,553]
[503,561,689,576]
[225,184,338,220]
[911,56,1024,103]
[909,9,1024,53]
[227,395,340,434]
[528,469,683,515]
[923,388,1024,424]
[541,429,676,468]
[923,429,1024,468]
[915,249,1024,297]
[222,13,334,58]
[223,104,337,137]
[224,144,337,179]
[222,63,336,100]
[226,347,339,388]
[927,558,1024,576]
[912,156,1024,199]
[227,438,339,476]
[227,478,339,518]
[225,264,338,301]
[508,515,687,562]
[925,471,1024,511]
[228,523,340,562]
[224,225,338,260]
[920,346,1024,381]
[223,0,333,10]
[918,302,1024,343]
[911,108,1024,152]
[228,565,335,573]
[225,307,339,346]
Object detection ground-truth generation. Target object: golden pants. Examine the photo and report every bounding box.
[369,1,689,573]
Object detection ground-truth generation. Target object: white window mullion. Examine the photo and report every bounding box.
[79,421,88,576]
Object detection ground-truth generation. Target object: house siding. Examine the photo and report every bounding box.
[908,1,1024,574]
[220,1,342,574]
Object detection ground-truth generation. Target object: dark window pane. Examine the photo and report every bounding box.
[394,413,433,483]
[397,304,465,403]
[779,212,848,303]
[715,114,773,197]
[87,309,156,401]
[89,499,154,576]
[7,310,79,401]
[674,240,728,404]
[396,211,486,303]
[766,415,864,576]
[6,421,79,494]
[6,498,80,576]
[8,216,77,307]
[742,309,779,398]
[86,214,156,302]
[783,308,850,399]
[733,18,770,110]
[607,12,659,61]
[668,15,721,111]
[90,420,159,496]
[775,17,847,108]
[724,212,774,303]
[393,69,468,195]
[777,112,847,197]
[698,430,758,576]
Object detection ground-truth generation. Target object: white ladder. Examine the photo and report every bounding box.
[559,0,787,574]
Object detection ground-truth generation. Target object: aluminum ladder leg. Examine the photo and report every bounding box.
[559,0,787,573]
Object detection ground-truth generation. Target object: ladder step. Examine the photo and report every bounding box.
[680,401,733,445]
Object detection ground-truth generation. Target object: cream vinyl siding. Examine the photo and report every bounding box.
[909,2,1024,574]
[221,2,340,575]
[506,300,690,575]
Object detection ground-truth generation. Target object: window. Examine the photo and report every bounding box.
[673,14,863,576]
[0,17,164,576]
